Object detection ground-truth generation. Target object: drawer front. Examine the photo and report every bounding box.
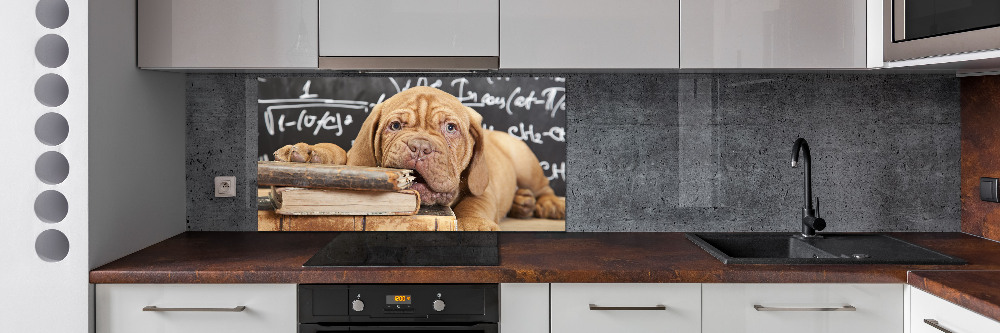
[319,0,499,57]
[702,283,903,333]
[550,283,701,333]
[911,288,1000,333]
[96,284,296,333]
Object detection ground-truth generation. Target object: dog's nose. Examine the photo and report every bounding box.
[407,138,434,158]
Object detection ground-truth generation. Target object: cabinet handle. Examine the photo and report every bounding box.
[589,304,666,311]
[753,305,856,312]
[924,319,955,333]
[143,306,247,312]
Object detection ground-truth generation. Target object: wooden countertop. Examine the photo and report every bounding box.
[90,232,1000,322]
[91,232,1000,285]
[908,270,1000,323]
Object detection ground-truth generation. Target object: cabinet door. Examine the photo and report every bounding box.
[319,0,499,57]
[551,283,700,333]
[702,283,903,333]
[500,284,548,333]
[96,284,297,333]
[681,0,868,68]
[911,287,1000,333]
[138,0,318,69]
[501,0,680,69]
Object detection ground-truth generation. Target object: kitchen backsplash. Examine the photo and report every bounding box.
[960,75,1000,241]
[186,73,960,232]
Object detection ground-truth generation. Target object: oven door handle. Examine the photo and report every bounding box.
[343,324,497,331]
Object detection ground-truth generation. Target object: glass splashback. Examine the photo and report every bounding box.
[256,76,566,232]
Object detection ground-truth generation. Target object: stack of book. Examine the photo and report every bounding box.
[256,161,457,231]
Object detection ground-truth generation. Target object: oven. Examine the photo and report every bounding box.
[299,284,498,333]
[885,0,1000,61]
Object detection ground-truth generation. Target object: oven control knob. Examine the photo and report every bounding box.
[432,299,446,312]
[351,299,364,312]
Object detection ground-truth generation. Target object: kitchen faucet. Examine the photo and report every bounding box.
[791,138,826,238]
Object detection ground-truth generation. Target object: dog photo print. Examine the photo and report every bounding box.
[257,77,566,231]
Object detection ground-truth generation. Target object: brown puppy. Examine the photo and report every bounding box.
[274,86,565,230]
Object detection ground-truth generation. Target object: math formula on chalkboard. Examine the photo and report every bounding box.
[257,77,567,196]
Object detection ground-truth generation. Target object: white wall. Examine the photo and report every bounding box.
[88,0,186,270]
[0,0,90,331]
[0,0,185,331]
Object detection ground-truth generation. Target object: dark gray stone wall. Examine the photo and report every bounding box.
[186,73,961,232]
[186,75,258,230]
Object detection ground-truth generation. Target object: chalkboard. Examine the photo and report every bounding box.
[257,77,566,196]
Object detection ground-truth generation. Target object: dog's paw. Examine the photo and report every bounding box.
[533,194,565,220]
[507,188,536,219]
[312,143,347,164]
[274,142,313,162]
[458,217,500,231]
[273,143,346,164]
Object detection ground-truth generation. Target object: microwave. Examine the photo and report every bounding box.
[884,0,1000,62]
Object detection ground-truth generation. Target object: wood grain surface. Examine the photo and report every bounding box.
[258,205,457,231]
[90,232,1000,284]
[498,217,565,231]
[257,161,414,191]
[909,270,1000,323]
[961,76,1000,241]
[274,188,420,216]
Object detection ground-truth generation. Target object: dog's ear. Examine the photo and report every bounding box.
[346,103,384,167]
[464,107,489,196]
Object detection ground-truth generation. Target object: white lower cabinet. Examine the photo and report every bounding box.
[550,283,702,333]
[702,283,903,333]
[98,282,1000,333]
[910,287,1000,333]
[500,283,549,333]
[95,284,297,333]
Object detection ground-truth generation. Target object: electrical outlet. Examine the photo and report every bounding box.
[981,177,999,202]
[215,176,236,197]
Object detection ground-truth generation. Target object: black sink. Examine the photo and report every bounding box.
[686,233,966,265]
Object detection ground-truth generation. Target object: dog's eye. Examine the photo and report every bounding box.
[388,121,402,131]
[445,123,457,133]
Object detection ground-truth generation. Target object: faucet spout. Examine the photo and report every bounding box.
[791,138,812,210]
[791,138,825,237]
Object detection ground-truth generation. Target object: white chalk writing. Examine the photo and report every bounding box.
[300,80,318,99]
[539,161,566,181]
[389,77,444,93]
[507,123,565,144]
[262,103,357,136]
[449,78,566,117]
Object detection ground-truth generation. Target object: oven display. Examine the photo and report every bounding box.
[386,295,412,304]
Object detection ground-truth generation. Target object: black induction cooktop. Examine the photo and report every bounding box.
[303,232,499,267]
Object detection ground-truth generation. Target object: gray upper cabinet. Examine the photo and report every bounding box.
[136,0,881,70]
[318,0,499,57]
[317,0,500,70]
[138,0,318,69]
[681,0,875,69]
[500,0,680,69]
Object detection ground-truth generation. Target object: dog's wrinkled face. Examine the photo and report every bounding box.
[358,87,486,206]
